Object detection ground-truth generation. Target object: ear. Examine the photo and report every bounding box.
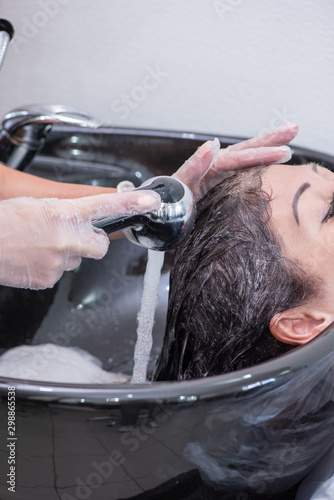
[270,309,334,345]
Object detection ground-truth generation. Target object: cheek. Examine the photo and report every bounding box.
[270,201,334,282]
[279,219,334,273]
[294,239,334,301]
[311,227,334,270]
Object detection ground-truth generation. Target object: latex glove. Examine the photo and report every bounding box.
[173,123,298,199]
[0,190,160,290]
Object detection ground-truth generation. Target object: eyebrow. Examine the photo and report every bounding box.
[292,182,311,225]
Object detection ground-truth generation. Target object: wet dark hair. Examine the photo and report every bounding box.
[154,167,318,381]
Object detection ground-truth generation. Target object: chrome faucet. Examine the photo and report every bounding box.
[0,22,100,171]
[0,104,100,170]
[93,176,196,251]
[0,19,14,71]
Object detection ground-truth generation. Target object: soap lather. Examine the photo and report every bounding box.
[93,176,196,251]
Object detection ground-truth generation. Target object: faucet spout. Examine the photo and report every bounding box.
[0,104,100,170]
[93,176,196,251]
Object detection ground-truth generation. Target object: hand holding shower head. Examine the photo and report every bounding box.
[93,176,196,251]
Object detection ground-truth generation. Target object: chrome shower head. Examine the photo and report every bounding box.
[93,176,196,251]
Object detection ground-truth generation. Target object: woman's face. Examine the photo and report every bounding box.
[262,163,334,312]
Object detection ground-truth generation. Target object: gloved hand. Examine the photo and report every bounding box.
[0,190,160,290]
[173,123,298,199]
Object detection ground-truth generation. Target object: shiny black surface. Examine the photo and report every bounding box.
[0,127,333,499]
[137,176,185,203]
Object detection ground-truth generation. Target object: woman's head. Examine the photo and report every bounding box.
[262,162,334,343]
[154,163,333,381]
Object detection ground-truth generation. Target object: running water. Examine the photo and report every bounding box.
[131,249,165,383]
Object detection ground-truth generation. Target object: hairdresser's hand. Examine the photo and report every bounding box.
[173,122,298,199]
[0,191,160,290]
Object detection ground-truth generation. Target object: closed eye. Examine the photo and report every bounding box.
[322,194,334,223]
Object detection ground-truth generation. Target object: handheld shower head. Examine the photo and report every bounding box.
[93,176,196,251]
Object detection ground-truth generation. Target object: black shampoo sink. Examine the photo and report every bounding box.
[0,127,334,499]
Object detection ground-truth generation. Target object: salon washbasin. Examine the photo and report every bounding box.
[0,126,334,500]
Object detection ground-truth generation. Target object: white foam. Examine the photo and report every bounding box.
[0,344,129,384]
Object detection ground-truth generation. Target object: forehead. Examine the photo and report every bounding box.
[260,162,334,255]
[262,164,312,193]
[261,163,334,204]
[260,164,315,248]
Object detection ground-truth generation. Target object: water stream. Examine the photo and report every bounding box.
[131,249,165,383]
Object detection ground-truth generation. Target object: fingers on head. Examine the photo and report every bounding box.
[195,139,220,167]
[228,123,299,151]
[215,146,291,171]
[254,123,299,147]
[174,139,220,186]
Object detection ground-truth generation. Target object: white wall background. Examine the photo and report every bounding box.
[0,0,333,155]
